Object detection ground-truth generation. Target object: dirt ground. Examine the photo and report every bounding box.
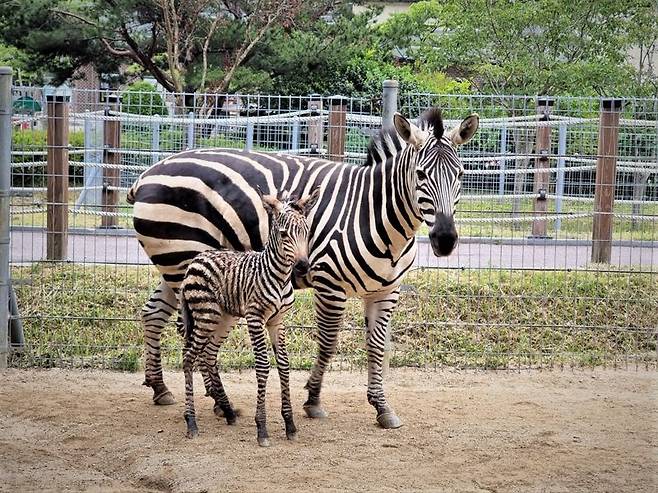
[0,368,656,493]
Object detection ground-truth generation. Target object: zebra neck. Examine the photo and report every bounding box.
[260,240,293,286]
[378,145,423,256]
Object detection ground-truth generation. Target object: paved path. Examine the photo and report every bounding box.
[10,228,658,271]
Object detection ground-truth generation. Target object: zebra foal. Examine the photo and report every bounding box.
[180,188,320,446]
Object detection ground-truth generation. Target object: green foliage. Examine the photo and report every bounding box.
[120,81,167,116]
[379,0,656,97]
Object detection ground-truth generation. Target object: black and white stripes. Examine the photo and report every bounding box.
[129,107,479,428]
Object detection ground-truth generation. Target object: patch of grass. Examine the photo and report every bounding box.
[9,263,657,370]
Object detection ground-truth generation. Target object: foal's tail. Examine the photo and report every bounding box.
[180,293,195,342]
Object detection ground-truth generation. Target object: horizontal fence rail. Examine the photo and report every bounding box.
[5,84,658,372]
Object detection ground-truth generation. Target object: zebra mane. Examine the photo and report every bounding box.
[362,127,403,167]
[417,107,444,140]
[360,107,445,167]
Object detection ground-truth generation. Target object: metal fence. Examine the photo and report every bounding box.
[3,75,657,371]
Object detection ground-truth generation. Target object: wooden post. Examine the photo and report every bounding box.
[591,99,622,263]
[531,97,553,238]
[327,96,347,162]
[101,93,121,228]
[307,96,323,155]
[46,92,70,260]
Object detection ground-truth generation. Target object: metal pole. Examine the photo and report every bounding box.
[186,111,195,150]
[307,96,323,155]
[246,121,254,151]
[498,125,507,197]
[291,118,300,154]
[151,119,161,165]
[0,67,12,368]
[382,80,399,129]
[555,124,567,232]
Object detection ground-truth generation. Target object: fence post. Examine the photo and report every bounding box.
[291,118,300,154]
[245,121,254,151]
[186,111,195,150]
[101,93,120,229]
[555,123,567,232]
[498,125,508,197]
[307,95,322,155]
[328,96,347,162]
[75,111,102,211]
[531,97,553,238]
[382,79,399,129]
[151,118,161,164]
[46,87,71,259]
[0,67,12,368]
[591,98,622,263]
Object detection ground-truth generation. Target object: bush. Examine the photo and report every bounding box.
[120,81,167,116]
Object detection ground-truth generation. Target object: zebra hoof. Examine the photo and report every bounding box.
[377,412,403,429]
[153,390,175,406]
[286,431,297,441]
[258,437,271,447]
[303,404,328,419]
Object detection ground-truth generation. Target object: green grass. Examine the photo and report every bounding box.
[9,263,657,371]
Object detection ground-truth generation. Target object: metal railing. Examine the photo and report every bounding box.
[5,77,658,371]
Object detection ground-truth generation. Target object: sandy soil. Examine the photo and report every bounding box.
[0,368,656,493]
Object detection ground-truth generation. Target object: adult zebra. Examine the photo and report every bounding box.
[128,108,479,428]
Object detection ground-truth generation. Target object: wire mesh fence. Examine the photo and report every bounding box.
[5,84,658,371]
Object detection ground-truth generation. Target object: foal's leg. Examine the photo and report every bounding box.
[268,314,296,440]
[200,316,239,424]
[246,311,271,447]
[182,303,221,438]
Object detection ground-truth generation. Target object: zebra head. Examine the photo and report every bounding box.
[393,109,479,257]
[261,187,322,276]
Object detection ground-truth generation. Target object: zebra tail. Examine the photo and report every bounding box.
[126,178,139,205]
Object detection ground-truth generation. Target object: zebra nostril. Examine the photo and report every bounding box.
[294,260,310,275]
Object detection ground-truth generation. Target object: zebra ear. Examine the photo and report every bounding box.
[296,186,322,216]
[393,113,426,149]
[261,195,282,216]
[447,113,479,146]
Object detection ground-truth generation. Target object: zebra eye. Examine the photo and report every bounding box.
[416,169,428,181]
[279,228,289,238]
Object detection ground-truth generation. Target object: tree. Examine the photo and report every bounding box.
[378,0,652,97]
[0,0,335,94]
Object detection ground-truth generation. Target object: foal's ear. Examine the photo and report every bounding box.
[393,113,427,149]
[296,186,322,216]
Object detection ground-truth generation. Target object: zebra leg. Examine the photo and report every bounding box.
[141,279,177,405]
[246,312,271,447]
[364,289,402,429]
[303,289,347,419]
[201,317,239,424]
[267,317,296,440]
